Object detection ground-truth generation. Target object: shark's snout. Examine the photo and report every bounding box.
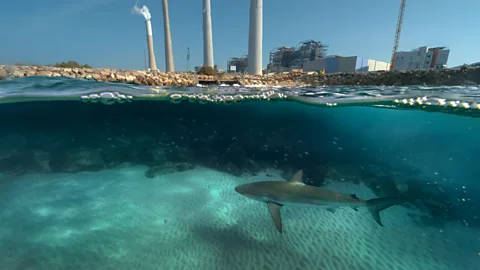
[235,183,255,196]
[234,185,246,194]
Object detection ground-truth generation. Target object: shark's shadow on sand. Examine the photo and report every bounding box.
[190,223,331,269]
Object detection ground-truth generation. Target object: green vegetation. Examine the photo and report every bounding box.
[196,65,215,76]
[15,62,41,67]
[53,61,92,69]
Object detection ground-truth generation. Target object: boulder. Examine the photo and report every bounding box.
[145,162,195,178]
[50,148,105,173]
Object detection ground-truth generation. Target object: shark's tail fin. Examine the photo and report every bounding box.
[366,197,410,226]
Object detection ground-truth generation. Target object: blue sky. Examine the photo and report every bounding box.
[0,0,478,71]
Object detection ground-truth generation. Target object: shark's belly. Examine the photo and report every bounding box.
[271,198,338,208]
[278,201,333,209]
[272,197,358,209]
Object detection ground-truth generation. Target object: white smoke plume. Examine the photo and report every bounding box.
[132,2,151,21]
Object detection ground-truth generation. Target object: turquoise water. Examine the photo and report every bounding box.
[0,77,479,270]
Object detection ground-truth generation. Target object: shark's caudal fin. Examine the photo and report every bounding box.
[366,197,409,226]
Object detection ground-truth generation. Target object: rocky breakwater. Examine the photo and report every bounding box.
[1,64,480,86]
[0,65,199,87]
[303,66,480,86]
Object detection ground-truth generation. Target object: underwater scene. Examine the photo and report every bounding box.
[0,77,480,270]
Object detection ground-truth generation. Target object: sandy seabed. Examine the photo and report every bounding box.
[0,166,478,270]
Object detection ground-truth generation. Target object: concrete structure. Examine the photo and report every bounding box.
[133,5,158,72]
[247,0,262,75]
[394,46,450,70]
[203,0,214,68]
[228,56,248,73]
[303,56,390,73]
[267,40,328,72]
[145,20,158,72]
[162,0,174,72]
[452,61,480,69]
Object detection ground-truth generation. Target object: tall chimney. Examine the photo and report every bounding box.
[145,20,158,71]
[248,0,262,75]
[162,0,175,72]
[203,0,214,68]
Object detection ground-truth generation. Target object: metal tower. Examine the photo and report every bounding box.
[389,0,407,71]
[186,47,191,72]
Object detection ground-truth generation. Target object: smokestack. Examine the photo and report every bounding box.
[133,5,158,72]
[162,0,174,72]
[145,20,158,71]
[248,0,262,75]
[202,0,214,68]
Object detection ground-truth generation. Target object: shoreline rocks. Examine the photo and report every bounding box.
[1,64,479,87]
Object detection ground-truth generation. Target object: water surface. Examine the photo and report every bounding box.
[0,77,479,270]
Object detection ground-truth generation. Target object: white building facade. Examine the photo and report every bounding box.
[394,46,450,71]
[303,56,390,73]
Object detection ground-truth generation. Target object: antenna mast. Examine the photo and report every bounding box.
[186,47,191,72]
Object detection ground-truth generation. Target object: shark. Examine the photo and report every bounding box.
[234,170,411,233]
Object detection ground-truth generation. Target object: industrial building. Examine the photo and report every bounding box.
[227,56,248,73]
[453,62,480,69]
[393,46,450,70]
[303,56,390,73]
[267,40,328,72]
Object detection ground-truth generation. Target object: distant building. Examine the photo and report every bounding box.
[452,62,480,69]
[227,56,248,73]
[267,40,328,72]
[394,46,450,70]
[469,62,480,67]
[303,56,390,73]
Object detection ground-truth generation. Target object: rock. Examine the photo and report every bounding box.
[37,71,52,77]
[145,162,195,178]
[32,150,51,172]
[147,145,168,164]
[3,64,479,87]
[0,69,7,79]
[12,70,25,78]
[0,134,27,161]
[393,175,409,193]
[26,70,36,76]
[50,148,105,173]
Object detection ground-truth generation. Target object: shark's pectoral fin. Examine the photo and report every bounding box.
[326,208,337,213]
[267,202,283,233]
[350,206,359,211]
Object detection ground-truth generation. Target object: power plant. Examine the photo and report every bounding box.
[202,0,214,68]
[131,0,443,75]
[267,40,328,72]
[133,5,158,72]
[162,0,175,72]
[247,0,263,75]
[227,56,248,73]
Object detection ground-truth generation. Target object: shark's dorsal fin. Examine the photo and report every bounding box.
[288,170,304,184]
[267,202,283,233]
